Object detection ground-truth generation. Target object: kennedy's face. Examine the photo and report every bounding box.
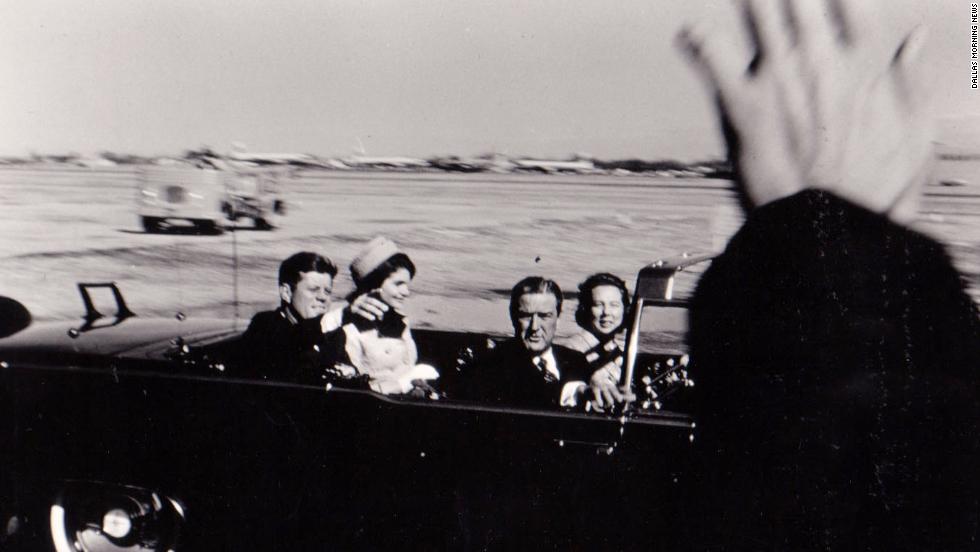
[281,271,333,319]
[514,292,559,354]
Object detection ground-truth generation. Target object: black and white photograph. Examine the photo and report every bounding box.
[1,0,978,550]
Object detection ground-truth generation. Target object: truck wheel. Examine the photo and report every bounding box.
[141,217,162,233]
[193,219,223,235]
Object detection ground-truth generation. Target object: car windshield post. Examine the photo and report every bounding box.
[623,253,715,401]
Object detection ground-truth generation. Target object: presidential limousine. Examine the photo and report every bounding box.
[0,254,710,551]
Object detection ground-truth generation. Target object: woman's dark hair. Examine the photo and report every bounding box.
[574,272,631,332]
[347,253,416,302]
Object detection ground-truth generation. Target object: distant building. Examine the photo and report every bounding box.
[343,156,430,169]
[512,159,595,173]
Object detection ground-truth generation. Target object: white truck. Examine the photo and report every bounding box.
[136,164,287,234]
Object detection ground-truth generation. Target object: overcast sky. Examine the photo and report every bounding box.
[1,0,976,160]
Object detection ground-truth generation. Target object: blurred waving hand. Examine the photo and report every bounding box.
[678,0,933,223]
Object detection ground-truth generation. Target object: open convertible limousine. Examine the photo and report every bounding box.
[0,254,711,551]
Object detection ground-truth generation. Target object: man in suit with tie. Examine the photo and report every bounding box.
[466,276,591,408]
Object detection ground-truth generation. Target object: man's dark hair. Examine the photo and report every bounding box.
[278,252,337,289]
[509,276,563,323]
[574,272,631,331]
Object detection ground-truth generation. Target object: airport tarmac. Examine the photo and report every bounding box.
[1,167,977,337]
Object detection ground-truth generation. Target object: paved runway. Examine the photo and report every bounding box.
[1,166,976,336]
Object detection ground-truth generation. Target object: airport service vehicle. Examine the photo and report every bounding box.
[136,164,287,234]
[0,255,710,551]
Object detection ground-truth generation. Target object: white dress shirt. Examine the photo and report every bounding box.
[534,347,588,408]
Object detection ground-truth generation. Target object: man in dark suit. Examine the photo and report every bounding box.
[239,251,387,382]
[238,251,338,382]
[467,276,591,408]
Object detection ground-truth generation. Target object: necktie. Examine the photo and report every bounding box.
[535,356,557,383]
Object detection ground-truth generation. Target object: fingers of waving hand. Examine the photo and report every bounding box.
[676,23,744,114]
[887,26,934,225]
[891,26,930,108]
[786,0,840,56]
[677,0,933,221]
[847,25,934,221]
[677,6,806,207]
[742,0,792,67]
[809,21,934,219]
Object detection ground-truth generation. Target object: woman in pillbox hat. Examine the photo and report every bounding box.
[335,237,438,396]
